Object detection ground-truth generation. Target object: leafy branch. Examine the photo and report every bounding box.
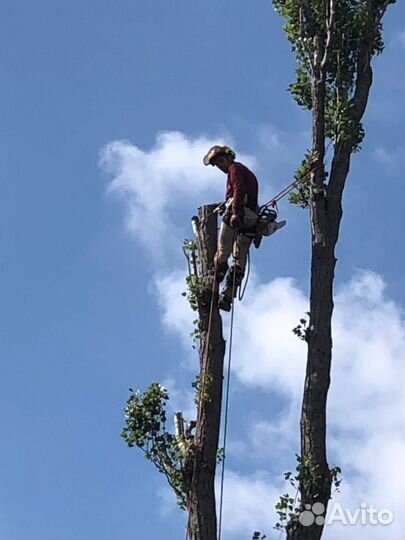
[289,151,322,208]
[275,455,342,532]
[121,383,192,509]
[274,0,395,154]
[292,312,311,341]
[191,372,214,405]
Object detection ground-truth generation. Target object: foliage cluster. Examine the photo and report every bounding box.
[274,0,395,207]
[288,151,321,208]
[275,454,342,531]
[191,372,213,405]
[122,251,217,512]
[184,273,203,312]
[182,239,205,348]
[292,312,311,341]
[121,384,189,509]
[182,239,203,312]
[273,0,393,151]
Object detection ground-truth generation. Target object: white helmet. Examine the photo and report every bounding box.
[203,145,236,166]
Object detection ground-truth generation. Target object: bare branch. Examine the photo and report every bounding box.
[321,0,336,73]
[349,49,372,124]
[376,0,394,23]
[297,0,317,33]
[298,5,316,74]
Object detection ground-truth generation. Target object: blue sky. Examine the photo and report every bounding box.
[1,2,404,539]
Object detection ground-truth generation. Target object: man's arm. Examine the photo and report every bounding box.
[229,166,246,216]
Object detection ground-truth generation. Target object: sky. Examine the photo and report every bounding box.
[0,2,404,540]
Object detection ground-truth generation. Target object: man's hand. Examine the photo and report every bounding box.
[230,214,242,229]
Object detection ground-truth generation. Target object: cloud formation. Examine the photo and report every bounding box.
[158,268,405,539]
[99,131,256,259]
[100,130,404,539]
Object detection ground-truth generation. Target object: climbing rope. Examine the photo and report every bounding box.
[260,161,327,211]
[238,249,250,302]
[217,251,238,540]
[185,271,218,540]
[185,228,238,540]
[185,158,333,538]
[261,178,299,210]
[216,171,308,535]
[187,175,302,538]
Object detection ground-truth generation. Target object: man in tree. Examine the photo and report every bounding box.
[203,144,284,311]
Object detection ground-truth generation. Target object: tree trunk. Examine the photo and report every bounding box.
[287,39,376,540]
[287,47,333,540]
[188,204,226,540]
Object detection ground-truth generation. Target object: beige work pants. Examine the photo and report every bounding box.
[215,207,258,274]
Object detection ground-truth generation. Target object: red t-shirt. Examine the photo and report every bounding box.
[226,162,259,215]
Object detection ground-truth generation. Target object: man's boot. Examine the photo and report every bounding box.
[218,292,233,312]
[214,261,229,283]
[218,265,244,312]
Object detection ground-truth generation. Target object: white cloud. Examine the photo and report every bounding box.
[373,143,405,169]
[256,124,283,151]
[390,29,405,48]
[157,267,405,539]
[253,124,310,203]
[154,269,194,352]
[99,129,404,538]
[230,275,308,394]
[374,146,395,165]
[216,470,283,537]
[161,376,197,424]
[99,131,257,260]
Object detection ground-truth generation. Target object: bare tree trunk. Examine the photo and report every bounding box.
[188,204,226,540]
[286,37,333,540]
[287,40,375,540]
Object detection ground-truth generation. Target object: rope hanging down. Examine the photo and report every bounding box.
[184,229,238,540]
[185,161,329,538]
[185,274,218,540]
[217,253,237,540]
[186,175,304,538]
[218,163,327,536]
[217,173,303,535]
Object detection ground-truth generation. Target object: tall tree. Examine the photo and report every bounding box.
[186,205,225,540]
[122,205,225,540]
[272,1,395,539]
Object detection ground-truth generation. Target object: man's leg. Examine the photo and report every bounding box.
[233,207,257,273]
[218,209,257,311]
[233,234,252,275]
[214,220,235,282]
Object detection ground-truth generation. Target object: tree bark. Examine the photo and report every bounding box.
[286,37,333,540]
[287,36,376,540]
[188,204,226,540]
